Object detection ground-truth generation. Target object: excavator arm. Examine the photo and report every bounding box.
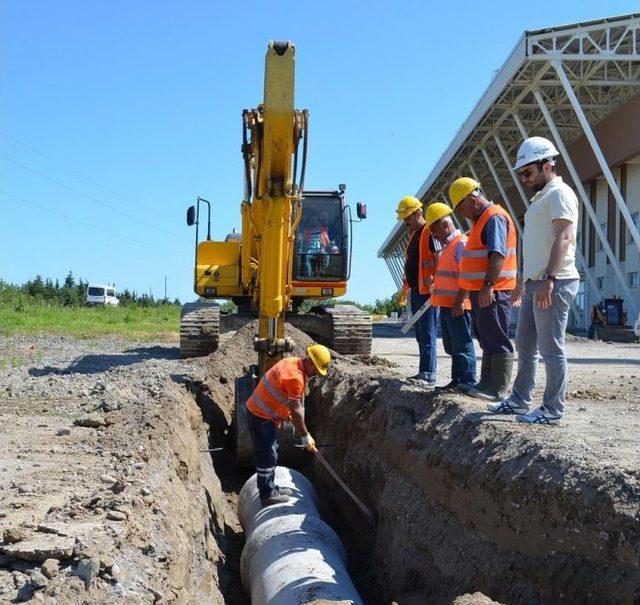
[242,41,307,373]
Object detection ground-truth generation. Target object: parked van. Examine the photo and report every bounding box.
[86,284,119,306]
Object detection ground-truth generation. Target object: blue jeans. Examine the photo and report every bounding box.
[469,290,514,354]
[410,288,439,380]
[510,279,579,416]
[440,308,477,387]
[247,411,278,499]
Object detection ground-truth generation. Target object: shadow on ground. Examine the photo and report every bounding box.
[28,345,180,376]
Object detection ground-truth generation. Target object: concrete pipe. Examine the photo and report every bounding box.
[238,466,363,605]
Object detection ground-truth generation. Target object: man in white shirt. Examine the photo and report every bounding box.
[488,137,580,425]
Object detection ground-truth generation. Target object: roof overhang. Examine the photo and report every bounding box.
[378,13,640,268]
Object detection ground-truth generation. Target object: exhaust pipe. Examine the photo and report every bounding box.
[238,466,363,605]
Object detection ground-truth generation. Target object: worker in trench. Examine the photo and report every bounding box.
[448,177,518,402]
[395,196,442,387]
[487,136,580,425]
[245,345,331,506]
[425,202,477,394]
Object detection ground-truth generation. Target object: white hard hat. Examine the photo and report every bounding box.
[513,136,560,171]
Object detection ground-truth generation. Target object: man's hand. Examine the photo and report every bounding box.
[478,284,495,308]
[300,433,317,453]
[536,279,554,310]
[451,300,465,318]
[397,289,408,307]
[510,282,525,308]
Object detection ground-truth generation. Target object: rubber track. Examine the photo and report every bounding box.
[179,303,220,358]
[322,305,372,355]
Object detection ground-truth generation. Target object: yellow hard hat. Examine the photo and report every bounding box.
[307,344,331,376]
[396,196,423,220]
[448,177,481,209]
[424,202,453,227]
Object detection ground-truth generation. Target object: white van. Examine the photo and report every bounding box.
[86,284,119,306]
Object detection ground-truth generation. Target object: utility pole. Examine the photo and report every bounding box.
[164,276,167,302]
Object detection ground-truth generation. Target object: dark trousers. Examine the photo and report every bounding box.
[247,411,278,499]
[469,290,514,354]
[440,307,477,386]
[410,288,439,380]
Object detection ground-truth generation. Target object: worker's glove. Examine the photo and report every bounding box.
[300,433,317,452]
[397,289,408,307]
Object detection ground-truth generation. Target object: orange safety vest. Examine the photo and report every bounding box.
[459,205,517,292]
[246,357,305,427]
[431,232,471,310]
[403,225,437,295]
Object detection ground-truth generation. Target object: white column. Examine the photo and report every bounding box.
[493,134,530,209]
[479,146,524,239]
[552,59,640,253]
[508,113,603,309]
[533,87,638,319]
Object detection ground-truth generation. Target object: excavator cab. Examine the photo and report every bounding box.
[291,186,366,304]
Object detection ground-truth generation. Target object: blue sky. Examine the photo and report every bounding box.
[2,1,636,304]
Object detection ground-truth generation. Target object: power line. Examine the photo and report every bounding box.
[1,154,190,243]
[1,131,179,223]
[3,191,184,255]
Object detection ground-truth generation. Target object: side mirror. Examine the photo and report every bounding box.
[186,205,196,226]
[356,202,367,220]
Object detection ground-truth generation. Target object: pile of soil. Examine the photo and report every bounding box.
[306,360,640,604]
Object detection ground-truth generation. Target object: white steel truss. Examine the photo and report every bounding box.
[378,13,640,323]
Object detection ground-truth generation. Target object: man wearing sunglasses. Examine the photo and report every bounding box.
[488,136,580,425]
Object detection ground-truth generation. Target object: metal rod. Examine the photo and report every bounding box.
[314,450,375,525]
[533,87,638,320]
[552,59,640,253]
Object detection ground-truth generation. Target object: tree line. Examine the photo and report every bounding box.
[0,273,180,308]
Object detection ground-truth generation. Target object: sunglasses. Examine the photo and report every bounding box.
[518,162,545,180]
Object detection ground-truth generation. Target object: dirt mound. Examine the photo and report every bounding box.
[306,365,640,604]
[0,336,235,604]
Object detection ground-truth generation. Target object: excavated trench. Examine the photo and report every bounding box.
[184,321,640,605]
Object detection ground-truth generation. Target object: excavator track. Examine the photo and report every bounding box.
[180,303,220,358]
[287,304,372,355]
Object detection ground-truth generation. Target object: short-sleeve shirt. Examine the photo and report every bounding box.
[478,203,508,257]
[405,225,442,288]
[279,358,305,399]
[523,176,580,281]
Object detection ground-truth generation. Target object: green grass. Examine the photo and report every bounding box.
[0,304,180,341]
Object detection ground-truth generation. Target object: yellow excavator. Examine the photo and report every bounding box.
[180,41,371,373]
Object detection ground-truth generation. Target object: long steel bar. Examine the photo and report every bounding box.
[314,450,375,525]
[533,87,638,319]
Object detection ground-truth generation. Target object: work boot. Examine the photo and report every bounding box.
[467,354,491,399]
[260,487,291,507]
[468,353,513,402]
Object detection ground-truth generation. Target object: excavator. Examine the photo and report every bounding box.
[180,41,371,366]
[180,41,371,463]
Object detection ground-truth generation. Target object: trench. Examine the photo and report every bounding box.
[177,322,639,605]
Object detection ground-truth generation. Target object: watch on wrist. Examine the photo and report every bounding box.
[484,279,495,287]
[541,271,556,281]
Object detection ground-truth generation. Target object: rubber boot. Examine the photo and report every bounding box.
[490,353,514,401]
[467,354,492,399]
[468,353,514,402]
